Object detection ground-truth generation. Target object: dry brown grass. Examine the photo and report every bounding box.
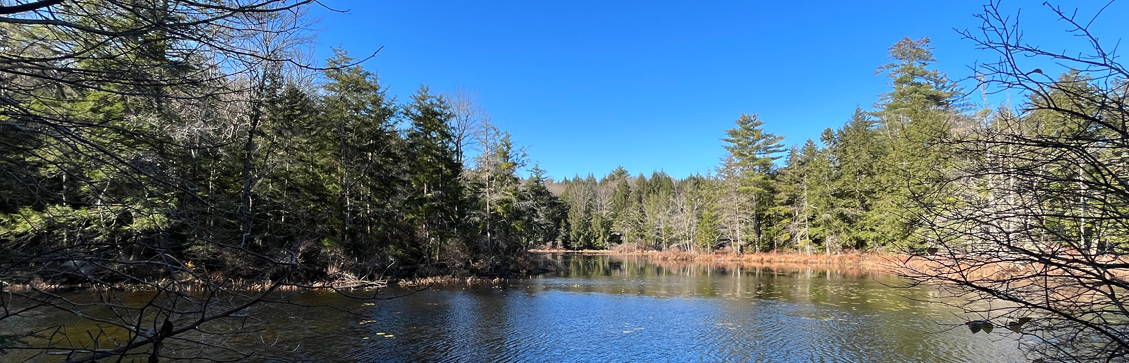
[529,248,620,254]
[531,249,903,271]
[636,257,879,278]
[897,251,1129,286]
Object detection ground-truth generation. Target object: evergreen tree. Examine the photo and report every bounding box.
[874,37,958,250]
[564,176,594,249]
[257,84,325,254]
[693,175,722,252]
[878,37,958,113]
[609,168,636,244]
[773,141,821,254]
[588,174,613,249]
[518,165,567,249]
[405,85,462,263]
[320,50,402,258]
[720,113,785,252]
[470,126,525,258]
[825,108,888,250]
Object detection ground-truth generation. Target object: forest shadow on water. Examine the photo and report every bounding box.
[8,254,1028,362]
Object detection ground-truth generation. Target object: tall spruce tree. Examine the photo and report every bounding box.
[518,165,567,249]
[405,86,462,263]
[321,50,402,258]
[826,108,888,249]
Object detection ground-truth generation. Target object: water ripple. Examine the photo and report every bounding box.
[164,256,1031,362]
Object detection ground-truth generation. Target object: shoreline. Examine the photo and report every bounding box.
[3,251,909,293]
[529,249,904,272]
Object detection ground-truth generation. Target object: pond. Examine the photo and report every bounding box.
[7,254,1029,362]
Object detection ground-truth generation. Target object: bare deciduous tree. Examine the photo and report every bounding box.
[446,87,488,165]
[900,2,1129,362]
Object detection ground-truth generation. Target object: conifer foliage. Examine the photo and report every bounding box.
[0,2,567,359]
[551,39,957,255]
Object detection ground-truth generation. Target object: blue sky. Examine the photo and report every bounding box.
[309,1,1127,180]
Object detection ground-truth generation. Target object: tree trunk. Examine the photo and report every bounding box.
[240,98,261,248]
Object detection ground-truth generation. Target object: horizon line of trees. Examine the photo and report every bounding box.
[548,36,957,254]
[548,35,1121,259]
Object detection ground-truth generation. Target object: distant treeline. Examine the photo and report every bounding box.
[546,37,1111,255]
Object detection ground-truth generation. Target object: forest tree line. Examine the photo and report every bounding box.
[548,36,1127,260]
[0,2,579,360]
[0,5,566,283]
[2,2,1123,289]
[6,23,1115,282]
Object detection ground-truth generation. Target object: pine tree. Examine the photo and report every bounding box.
[874,37,957,250]
[878,37,958,113]
[564,176,594,249]
[720,113,785,252]
[773,140,821,254]
[607,166,635,245]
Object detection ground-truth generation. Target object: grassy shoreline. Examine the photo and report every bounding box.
[529,248,905,272]
[4,251,909,293]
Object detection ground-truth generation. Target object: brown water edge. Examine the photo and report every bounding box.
[529,248,1113,287]
[1,251,929,293]
[397,251,908,285]
[530,249,912,274]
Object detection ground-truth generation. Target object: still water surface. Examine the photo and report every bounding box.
[265,254,1026,362]
[14,254,1029,362]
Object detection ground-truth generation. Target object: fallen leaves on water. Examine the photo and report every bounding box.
[1008,318,1033,333]
[966,320,994,334]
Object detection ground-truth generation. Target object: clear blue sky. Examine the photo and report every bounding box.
[310,1,1126,180]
